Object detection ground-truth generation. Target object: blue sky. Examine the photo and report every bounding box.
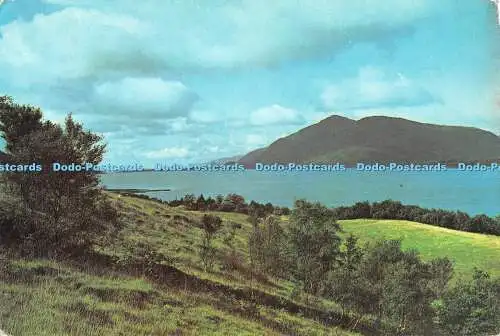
[0,0,499,165]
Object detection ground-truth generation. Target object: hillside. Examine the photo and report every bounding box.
[337,219,500,280]
[0,194,363,336]
[207,154,244,165]
[1,194,499,335]
[238,115,500,166]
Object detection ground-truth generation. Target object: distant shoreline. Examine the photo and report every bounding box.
[103,188,171,192]
[96,162,500,174]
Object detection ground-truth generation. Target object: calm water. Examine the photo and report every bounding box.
[100,170,499,216]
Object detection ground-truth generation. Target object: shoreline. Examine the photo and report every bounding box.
[103,188,171,192]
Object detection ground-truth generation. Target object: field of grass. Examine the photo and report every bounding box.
[338,219,500,280]
[0,194,361,336]
[2,193,499,335]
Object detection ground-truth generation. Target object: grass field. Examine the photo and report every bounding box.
[338,219,500,280]
[1,194,499,335]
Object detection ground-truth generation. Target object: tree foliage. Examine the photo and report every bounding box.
[248,215,290,278]
[436,269,500,336]
[288,199,342,295]
[0,96,118,256]
[199,214,223,270]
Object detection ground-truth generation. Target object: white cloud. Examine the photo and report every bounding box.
[246,134,268,147]
[207,146,220,153]
[188,110,223,124]
[321,67,438,110]
[249,104,304,126]
[0,0,448,84]
[144,146,189,159]
[0,8,149,84]
[93,77,198,118]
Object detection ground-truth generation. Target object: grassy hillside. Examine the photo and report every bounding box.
[0,193,362,336]
[1,194,498,335]
[338,219,500,280]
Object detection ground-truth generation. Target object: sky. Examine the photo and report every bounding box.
[0,0,499,165]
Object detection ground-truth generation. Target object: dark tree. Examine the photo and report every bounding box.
[0,96,118,256]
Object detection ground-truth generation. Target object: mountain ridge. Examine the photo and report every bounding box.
[238,115,500,166]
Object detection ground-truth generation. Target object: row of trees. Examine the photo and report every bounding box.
[167,194,500,236]
[167,193,291,217]
[333,200,500,236]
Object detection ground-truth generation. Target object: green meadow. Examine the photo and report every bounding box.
[338,219,500,280]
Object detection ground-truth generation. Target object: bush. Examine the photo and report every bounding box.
[248,215,290,278]
[436,269,500,336]
[199,214,222,270]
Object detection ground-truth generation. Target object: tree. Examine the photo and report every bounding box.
[225,193,245,207]
[220,221,244,272]
[371,200,403,219]
[248,201,266,220]
[223,221,241,254]
[215,194,224,205]
[248,215,290,278]
[379,250,437,335]
[0,97,117,256]
[323,234,370,326]
[351,201,371,218]
[428,257,454,298]
[288,200,342,295]
[199,214,222,270]
[356,240,442,335]
[195,194,206,211]
[436,269,500,336]
[454,211,471,231]
[183,194,196,210]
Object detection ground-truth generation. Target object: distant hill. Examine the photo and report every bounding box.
[208,154,244,165]
[238,115,500,166]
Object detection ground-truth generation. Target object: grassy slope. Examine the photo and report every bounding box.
[0,194,359,336]
[338,219,500,280]
[2,194,498,335]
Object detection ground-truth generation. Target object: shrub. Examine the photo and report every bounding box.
[199,214,222,270]
[248,215,290,278]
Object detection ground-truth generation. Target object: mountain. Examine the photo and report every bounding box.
[238,115,500,166]
[207,154,244,165]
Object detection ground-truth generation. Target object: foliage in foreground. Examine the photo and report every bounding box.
[0,96,119,257]
[248,200,500,336]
